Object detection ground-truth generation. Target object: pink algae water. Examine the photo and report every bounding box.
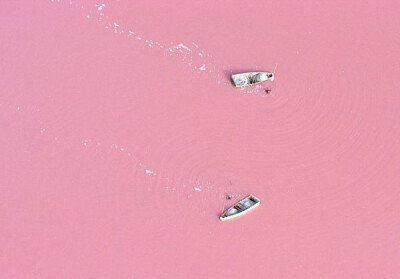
[1,1,400,278]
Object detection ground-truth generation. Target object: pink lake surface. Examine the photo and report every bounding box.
[1,1,400,278]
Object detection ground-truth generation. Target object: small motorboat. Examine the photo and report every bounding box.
[220,195,260,221]
[231,72,274,87]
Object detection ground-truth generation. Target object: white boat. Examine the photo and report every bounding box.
[231,72,274,87]
[220,195,260,221]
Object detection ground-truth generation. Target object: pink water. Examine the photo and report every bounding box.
[1,1,400,278]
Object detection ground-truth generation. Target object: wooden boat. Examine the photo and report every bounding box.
[220,195,260,221]
[231,72,274,87]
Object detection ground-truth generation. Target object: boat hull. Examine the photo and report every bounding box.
[231,72,274,87]
[220,195,260,221]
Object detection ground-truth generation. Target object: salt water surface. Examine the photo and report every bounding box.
[1,1,400,278]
